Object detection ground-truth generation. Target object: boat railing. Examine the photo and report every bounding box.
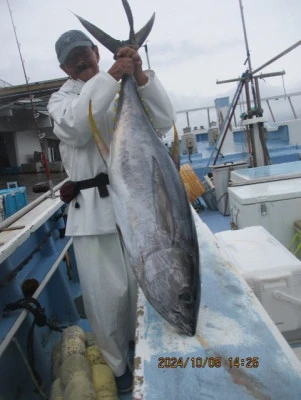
[0,182,83,398]
[0,178,68,232]
[0,237,73,359]
[175,90,301,137]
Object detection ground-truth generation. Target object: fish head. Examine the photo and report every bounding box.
[144,247,200,337]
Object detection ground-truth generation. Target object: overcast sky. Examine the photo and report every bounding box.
[0,0,300,130]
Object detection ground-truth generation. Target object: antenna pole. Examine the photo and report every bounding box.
[6,0,55,198]
[238,0,258,114]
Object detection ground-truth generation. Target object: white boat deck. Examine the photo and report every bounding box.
[1,178,301,399]
[134,209,301,399]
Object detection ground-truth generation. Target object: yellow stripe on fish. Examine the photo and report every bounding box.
[88,100,109,166]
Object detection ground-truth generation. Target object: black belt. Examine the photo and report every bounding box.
[75,172,110,198]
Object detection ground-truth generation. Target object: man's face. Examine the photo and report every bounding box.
[61,46,100,82]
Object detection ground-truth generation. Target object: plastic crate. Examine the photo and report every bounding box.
[0,187,28,218]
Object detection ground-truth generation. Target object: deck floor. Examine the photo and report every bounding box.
[198,204,231,233]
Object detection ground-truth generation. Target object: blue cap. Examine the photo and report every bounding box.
[55,30,94,65]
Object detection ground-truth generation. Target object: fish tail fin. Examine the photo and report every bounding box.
[74,3,155,55]
[170,121,180,171]
[134,12,155,49]
[89,100,109,167]
[122,0,135,43]
[122,0,155,48]
[74,13,122,54]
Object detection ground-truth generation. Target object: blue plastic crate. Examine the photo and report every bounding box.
[0,187,28,218]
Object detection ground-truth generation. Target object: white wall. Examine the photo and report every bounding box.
[286,119,301,146]
[15,130,41,164]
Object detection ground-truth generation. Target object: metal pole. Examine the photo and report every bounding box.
[288,97,297,119]
[239,0,252,73]
[254,77,262,116]
[217,70,285,84]
[266,100,275,122]
[245,79,251,112]
[244,79,254,166]
[233,112,237,128]
[238,0,258,113]
[207,108,211,127]
[186,112,190,128]
[213,80,245,164]
[253,40,301,75]
[143,44,151,70]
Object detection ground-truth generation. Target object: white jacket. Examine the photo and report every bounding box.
[47,70,174,236]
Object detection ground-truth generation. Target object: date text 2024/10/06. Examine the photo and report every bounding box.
[157,356,259,369]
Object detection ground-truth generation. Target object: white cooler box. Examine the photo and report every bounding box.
[215,226,301,333]
[230,160,301,185]
[228,177,301,247]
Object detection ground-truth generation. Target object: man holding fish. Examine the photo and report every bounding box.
[48,29,174,393]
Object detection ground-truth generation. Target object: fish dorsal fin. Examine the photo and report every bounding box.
[170,121,180,171]
[152,156,175,241]
[89,100,109,167]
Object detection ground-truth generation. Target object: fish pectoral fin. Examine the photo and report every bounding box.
[170,121,180,171]
[152,156,175,241]
[89,100,109,166]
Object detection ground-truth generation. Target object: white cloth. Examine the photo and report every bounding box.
[47,70,174,236]
[73,233,137,377]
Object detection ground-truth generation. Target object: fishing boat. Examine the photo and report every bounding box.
[1,176,301,399]
[1,59,301,400]
[1,79,301,398]
[1,63,301,400]
[1,1,301,399]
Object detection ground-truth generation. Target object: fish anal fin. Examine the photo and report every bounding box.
[89,100,109,166]
[152,156,175,241]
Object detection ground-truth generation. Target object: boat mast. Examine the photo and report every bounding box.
[238,0,271,166]
[214,0,297,167]
[239,0,258,114]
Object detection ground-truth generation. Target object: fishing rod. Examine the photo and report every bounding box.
[6,0,55,199]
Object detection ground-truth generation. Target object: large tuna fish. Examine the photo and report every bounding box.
[77,0,200,336]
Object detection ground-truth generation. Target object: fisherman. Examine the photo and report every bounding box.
[47,29,174,393]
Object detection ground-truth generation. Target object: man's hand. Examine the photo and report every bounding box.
[108,47,148,86]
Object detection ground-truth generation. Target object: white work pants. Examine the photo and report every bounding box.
[73,233,138,377]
